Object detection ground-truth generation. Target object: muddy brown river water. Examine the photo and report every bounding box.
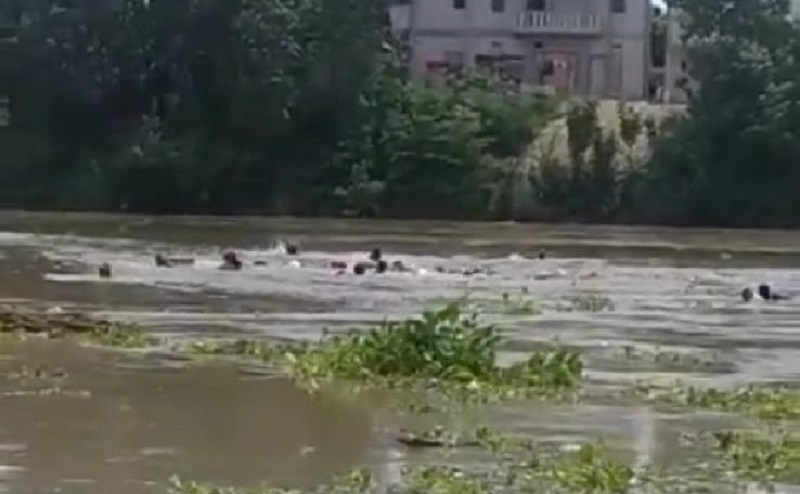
[0,212,798,494]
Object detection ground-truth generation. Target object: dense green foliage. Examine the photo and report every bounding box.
[0,0,798,226]
[637,0,800,226]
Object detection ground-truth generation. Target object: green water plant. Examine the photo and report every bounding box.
[714,429,800,484]
[187,303,583,398]
[545,443,635,493]
[498,289,541,316]
[168,436,643,494]
[86,320,160,348]
[284,303,583,396]
[634,383,800,421]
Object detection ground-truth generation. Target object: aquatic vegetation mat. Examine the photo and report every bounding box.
[168,423,800,493]
[0,307,158,348]
[188,302,584,400]
[633,382,800,420]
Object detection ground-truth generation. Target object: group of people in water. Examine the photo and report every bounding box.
[94,242,790,302]
[97,243,494,279]
[96,243,550,280]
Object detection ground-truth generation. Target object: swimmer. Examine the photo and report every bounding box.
[330,261,348,270]
[220,251,243,270]
[391,260,412,273]
[284,243,299,256]
[98,262,112,278]
[742,284,791,302]
[155,253,172,268]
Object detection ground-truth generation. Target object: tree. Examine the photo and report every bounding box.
[644,0,800,226]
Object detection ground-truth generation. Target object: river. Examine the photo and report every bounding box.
[0,212,798,494]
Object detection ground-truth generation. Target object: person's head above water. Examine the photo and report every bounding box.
[741,287,754,302]
[284,243,298,256]
[222,250,242,269]
[155,253,171,267]
[370,248,382,261]
[353,263,367,275]
[758,284,775,300]
[98,262,112,278]
[376,260,388,274]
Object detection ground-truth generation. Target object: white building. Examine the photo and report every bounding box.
[389,0,655,100]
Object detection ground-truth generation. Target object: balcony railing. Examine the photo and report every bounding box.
[515,11,603,35]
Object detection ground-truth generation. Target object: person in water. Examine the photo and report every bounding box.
[538,249,547,260]
[220,251,243,270]
[391,260,412,273]
[155,253,172,268]
[98,262,112,278]
[284,243,299,256]
[370,248,382,262]
[741,284,790,302]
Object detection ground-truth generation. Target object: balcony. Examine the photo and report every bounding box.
[515,11,603,36]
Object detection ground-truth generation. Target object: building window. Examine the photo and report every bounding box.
[491,0,505,13]
[610,0,626,14]
[526,0,545,10]
[453,0,466,10]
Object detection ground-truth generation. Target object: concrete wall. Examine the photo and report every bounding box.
[606,0,651,100]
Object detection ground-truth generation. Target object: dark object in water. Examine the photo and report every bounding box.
[758,283,789,301]
[155,254,172,268]
[741,284,790,302]
[285,243,299,256]
[154,254,193,268]
[220,251,243,270]
[98,263,112,278]
[396,432,480,448]
[254,260,268,266]
[376,260,388,274]
[538,249,547,260]
[391,260,409,272]
[370,248,382,262]
[330,261,347,270]
[353,262,369,275]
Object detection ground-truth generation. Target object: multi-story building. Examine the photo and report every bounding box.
[390,0,655,100]
[660,7,689,104]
